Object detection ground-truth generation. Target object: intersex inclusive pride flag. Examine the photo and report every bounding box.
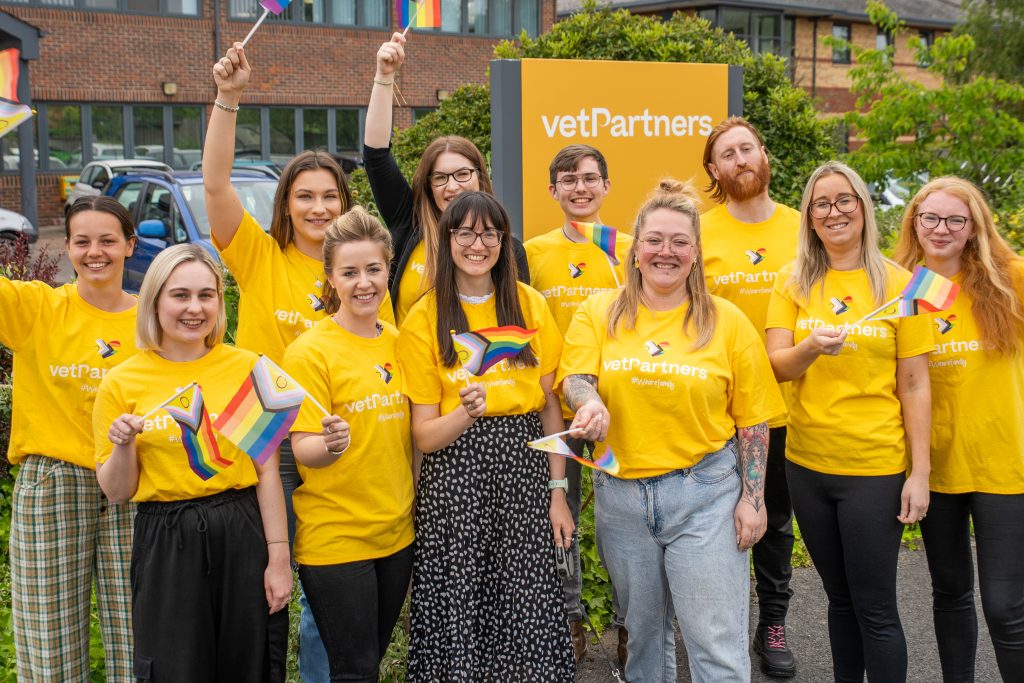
[163,384,234,481]
[450,325,537,376]
[527,434,621,476]
[570,221,620,266]
[213,356,305,465]
[398,0,441,28]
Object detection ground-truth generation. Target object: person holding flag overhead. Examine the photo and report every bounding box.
[558,179,784,683]
[524,143,631,664]
[396,191,574,680]
[894,177,1024,681]
[765,161,934,683]
[282,207,415,682]
[93,244,291,682]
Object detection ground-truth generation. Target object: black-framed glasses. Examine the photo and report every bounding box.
[450,228,502,247]
[638,236,695,256]
[915,212,970,232]
[429,167,478,187]
[555,173,605,190]
[809,195,861,219]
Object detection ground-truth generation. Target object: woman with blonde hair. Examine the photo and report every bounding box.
[94,244,291,681]
[283,207,415,682]
[559,178,784,682]
[894,176,1024,681]
[766,161,933,682]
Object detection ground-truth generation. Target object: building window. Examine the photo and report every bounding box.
[709,7,792,60]
[235,108,263,159]
[832,23,851,64]
[172,106,204,169]
[335,109,360,152]
[133,106,165,164]
[269,109,297,165]
[413,107,436,123]
[304,109,329,151]
[1,0,198,14]
[92,106,125,161]
[45,105,81,170]
[230,0,387,27]
[918,30,934,68]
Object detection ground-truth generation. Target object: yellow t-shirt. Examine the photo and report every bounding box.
[926,268,1024,494]
[766,263,935,476]
[283,318,414,564]
[556,290,784,479]
[94,345,260,502]
[214,211,395,363]
[701,202,800,428]
[395,240,427,327]
[0,281,138,468]
[397,282,562,417]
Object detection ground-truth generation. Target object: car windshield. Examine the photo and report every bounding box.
[181,179,277,238]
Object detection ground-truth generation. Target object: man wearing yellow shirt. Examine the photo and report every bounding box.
[524,144,630,664]
[701,117,799,678]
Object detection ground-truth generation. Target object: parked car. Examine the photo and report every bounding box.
[105,170,278,292]
[189,158,283,179]
[64,159,173,216]
[0,207,37,243]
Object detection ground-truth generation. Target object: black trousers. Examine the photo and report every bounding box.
[752,426,795,625]
[131,487,286,683]
[299,543,414,682]
[920,491,1024,682]
[787,461,907,683]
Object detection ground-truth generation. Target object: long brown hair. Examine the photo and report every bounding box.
[607,178,717,350]
[65,195,135,241]
[411,136,493,288]
[270,150,352,250]
[433,192,536,369]
[894,176,1024,356]
[321,206,394,316]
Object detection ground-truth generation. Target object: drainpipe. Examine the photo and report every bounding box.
[811,17,818,98]
[214,0,222,65]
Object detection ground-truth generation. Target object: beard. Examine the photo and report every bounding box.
[718,157,771,202]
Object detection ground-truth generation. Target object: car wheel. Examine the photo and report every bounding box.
[0,231,17,241]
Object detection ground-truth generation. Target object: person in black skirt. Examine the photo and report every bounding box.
[396,191,575,681]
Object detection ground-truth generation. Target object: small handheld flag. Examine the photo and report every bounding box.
[527,434,620,476]
[0,100,31,142]
[570,221,619,266]
[450,325,537,377]
[400,0,441,34]
[163,384,235,481]
[849,266,960,326]
[240,0,293,47]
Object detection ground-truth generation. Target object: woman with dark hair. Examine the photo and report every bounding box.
[397,191,574,680]
[365,33,529,325]
[895,177,1024,682]
[5,196,138,681]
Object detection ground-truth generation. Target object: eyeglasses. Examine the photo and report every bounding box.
[556,173,604,190]
[450,228,502,247]
[915,212,970,232]
[809,195,861,219]
[638,236,695,256]
[429,167,478,187]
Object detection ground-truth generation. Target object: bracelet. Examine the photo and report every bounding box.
[373,78,394,86]
[266,540,288,545]
[326,442,349,457]
[214,99,240,113]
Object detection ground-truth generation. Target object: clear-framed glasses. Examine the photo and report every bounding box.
[915,212,970,232]
[556,173,604,190]
[638,236,695,256]
[809,194,861,219]
[450,228,502,247]
[429,167,478,187]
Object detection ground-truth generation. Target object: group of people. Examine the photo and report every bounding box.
[4,31,1023,683]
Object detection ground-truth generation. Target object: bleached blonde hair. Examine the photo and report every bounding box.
[136,244,226,350]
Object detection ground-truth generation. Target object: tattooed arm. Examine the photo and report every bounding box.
[563,374,609,442]
[734,421,769,551]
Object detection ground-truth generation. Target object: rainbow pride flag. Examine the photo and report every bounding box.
[527,435,620,476]
[398,0,441,28]
[451,325,537,376]
[213,356,305,465]
[570,221,619,265]
[0,49,19,101]
[259,0,292,14]
[870,265,959,321]
[164,384,234,481]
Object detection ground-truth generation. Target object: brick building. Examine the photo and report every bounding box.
[0,0,556,226]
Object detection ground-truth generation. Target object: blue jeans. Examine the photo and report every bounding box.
[594,439,749,683]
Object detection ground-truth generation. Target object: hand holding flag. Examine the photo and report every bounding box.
[848,265,960,327]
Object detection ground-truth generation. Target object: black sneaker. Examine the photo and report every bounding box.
[753,624,796,678]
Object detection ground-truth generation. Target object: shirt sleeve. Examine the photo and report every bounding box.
[396,304,443,406]
[535,294,563,376]
[726,313,786,428]
[765,275,798,332]
[93,373,124,465]
[895,312,937,358]
[212,211,274,293]
[556,294,604,390]
[283,339,332,434]
[0,277,47,351]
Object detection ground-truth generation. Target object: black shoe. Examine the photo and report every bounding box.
[753,624,796,678]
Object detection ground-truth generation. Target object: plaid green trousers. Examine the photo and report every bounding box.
[10,455,135,682]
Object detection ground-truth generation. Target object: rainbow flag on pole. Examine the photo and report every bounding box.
[259,0,292,14]
[164,384,234,481]
[451,325,537,376]
[870,265,959,321]
[0,49,19,101]
[527,435,621,476]
[398,0,441,28]
[570,221,620,265]
[213,356,305,465]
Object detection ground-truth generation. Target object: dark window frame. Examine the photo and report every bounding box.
[0,0,200,16]
[831,22,852,64]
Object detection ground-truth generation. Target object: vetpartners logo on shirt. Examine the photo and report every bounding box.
[935,315,957,334]
[95,339,121,358]
[745,248,766,265]
[375,363,394,384]
[602,342,709,381]
[830,296,853,315]
[568,262,586,279]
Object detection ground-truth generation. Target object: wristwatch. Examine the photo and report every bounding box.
[548,478,569,492]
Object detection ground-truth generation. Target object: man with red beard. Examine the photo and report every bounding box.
[701,117,800,678]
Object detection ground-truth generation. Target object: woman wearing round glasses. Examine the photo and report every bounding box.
[559,179,784,682]
[894,177,1024,682]
[365,33,529,325]
[765,161,933,682]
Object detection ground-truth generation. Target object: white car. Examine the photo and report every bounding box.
[64,159,172,215]
[0,207,37,243]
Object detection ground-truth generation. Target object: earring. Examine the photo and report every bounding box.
[633,256,639,268]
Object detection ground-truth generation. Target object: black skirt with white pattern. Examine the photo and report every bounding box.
[407,413,575,682]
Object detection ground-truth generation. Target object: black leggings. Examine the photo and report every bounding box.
[299,543,414,683]
[787,461,907,683]
[920,491,1024,682]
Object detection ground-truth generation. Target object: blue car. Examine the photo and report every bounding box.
[106,170,278,292]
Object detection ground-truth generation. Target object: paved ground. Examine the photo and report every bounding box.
[576,545,998,682]
[33,223,75,283]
